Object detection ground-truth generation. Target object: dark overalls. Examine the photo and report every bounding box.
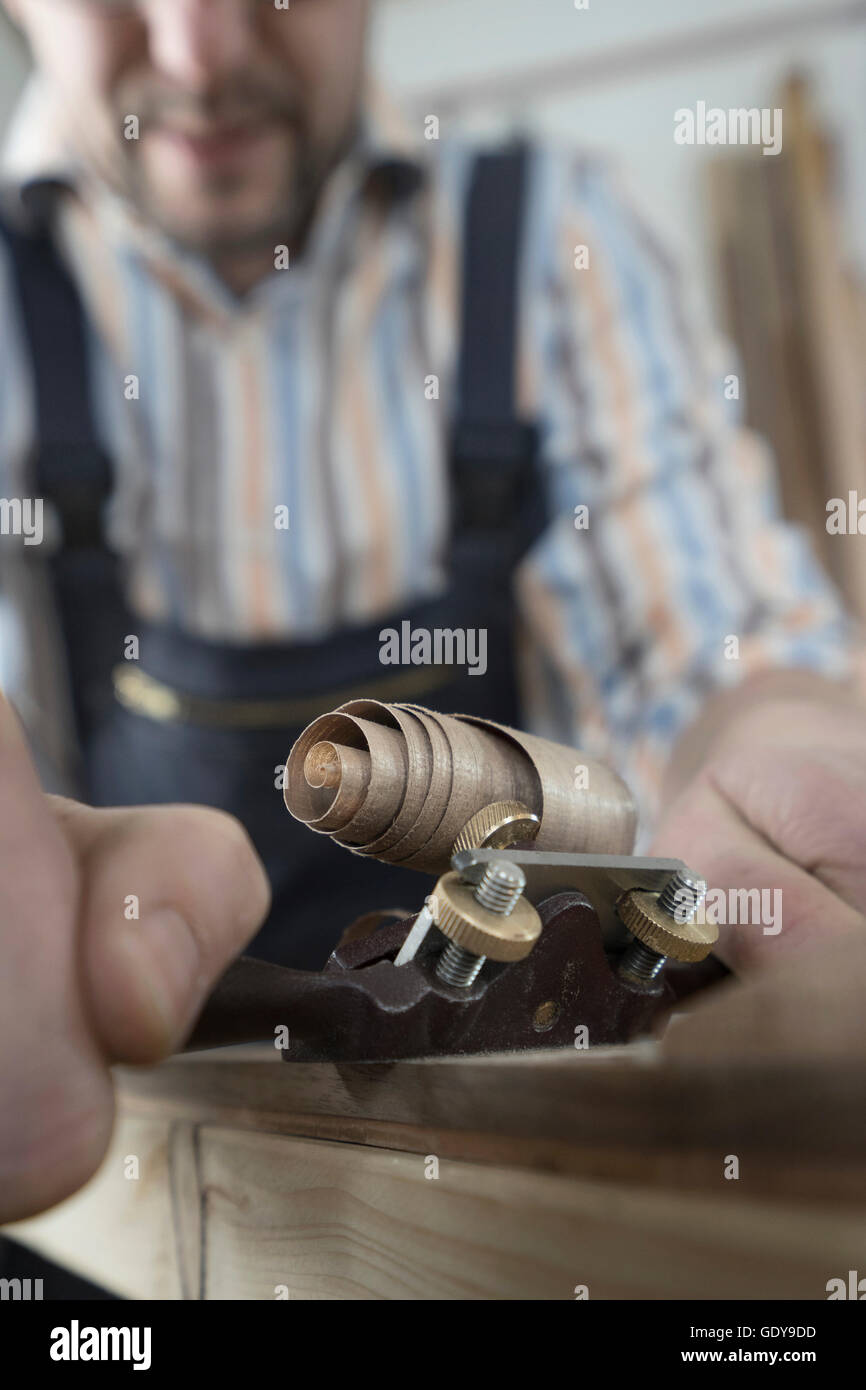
[1,146,549,968]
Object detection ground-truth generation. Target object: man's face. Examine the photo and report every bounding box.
[6,0,370,254]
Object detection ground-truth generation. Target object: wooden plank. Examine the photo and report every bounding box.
[9,925,866,1297]
[106,1035,866,1205]
[12,1113,866,1300]
[706,74,866,618]
[9,1114,184,1301]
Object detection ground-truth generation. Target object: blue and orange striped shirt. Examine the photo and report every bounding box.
[0,80,860,836]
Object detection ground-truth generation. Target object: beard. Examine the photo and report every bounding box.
[130,131,327,259]
[101,71,356,259]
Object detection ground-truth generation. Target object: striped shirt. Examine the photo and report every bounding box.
[0,80,860,838]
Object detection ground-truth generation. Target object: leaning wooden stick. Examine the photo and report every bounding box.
[284,700,636,873]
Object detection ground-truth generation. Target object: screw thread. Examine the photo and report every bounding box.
[658,870,706,923]
[474,862,526,916]
[436,861,526,986]
[619,939,665,983]
[437,941,486,987]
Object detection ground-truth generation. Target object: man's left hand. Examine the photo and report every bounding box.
[650,697,866,974]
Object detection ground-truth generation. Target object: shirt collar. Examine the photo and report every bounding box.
[356,78,429,199]
[0,78,78,226]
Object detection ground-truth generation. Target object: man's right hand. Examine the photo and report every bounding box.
[0,693,271,1225]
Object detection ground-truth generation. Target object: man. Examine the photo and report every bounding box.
[0,0,865,1224]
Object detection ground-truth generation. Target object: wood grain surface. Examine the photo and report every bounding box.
[9,930,866,1299]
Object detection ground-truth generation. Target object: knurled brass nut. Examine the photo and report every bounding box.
[432,870,542,962]
[617,888,718,963]
[452,800,541,855]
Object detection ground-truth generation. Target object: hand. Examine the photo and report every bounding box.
[0,695,270,1224]
[650,697,866,974]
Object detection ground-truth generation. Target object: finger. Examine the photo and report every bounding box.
[650,770,866,975]
[662,929,866,1064]
[703,701,866,914]
[710,739,866,916]
[59,801,271,1063]
[0,699,113,1222]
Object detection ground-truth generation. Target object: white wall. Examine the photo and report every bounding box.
[372,0,866,320]
[0,17,26,133]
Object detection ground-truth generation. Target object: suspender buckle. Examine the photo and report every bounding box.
[34,444,113,551]
[450,418,540,530]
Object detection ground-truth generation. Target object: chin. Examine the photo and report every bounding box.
[135,136,299,252]
[142,187,287,256]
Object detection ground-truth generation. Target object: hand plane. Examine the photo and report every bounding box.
[187,703,721,1061]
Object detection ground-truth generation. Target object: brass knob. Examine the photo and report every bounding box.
[452,800,540,855]
[617,888,717,963]
[432,867,542,964]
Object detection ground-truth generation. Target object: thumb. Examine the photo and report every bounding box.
[55,798,272,1063]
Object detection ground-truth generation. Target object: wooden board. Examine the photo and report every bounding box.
[11,1097,866,1302]
[9,931,866,1299]
[705,73,866,619]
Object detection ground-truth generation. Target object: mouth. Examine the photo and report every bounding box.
[146,118,283,170]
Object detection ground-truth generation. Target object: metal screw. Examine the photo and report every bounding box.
[618,939,667,984]
[618,869,706,987]
[435,861,526,987]
[657,870,707,922]
[532,1000,561,1032]
[394,801,538,969]
[437,939,486,987]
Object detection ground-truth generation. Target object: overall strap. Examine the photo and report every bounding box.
[451,141,544,547]
[0,215,111,547]
[0,214,128,759]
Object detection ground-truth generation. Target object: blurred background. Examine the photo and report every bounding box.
[3,0,866,611]
[379,0,866,620]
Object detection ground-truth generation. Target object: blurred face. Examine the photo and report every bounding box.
[5,0,370,257]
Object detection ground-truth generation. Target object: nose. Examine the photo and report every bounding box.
[145,0,258,90]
